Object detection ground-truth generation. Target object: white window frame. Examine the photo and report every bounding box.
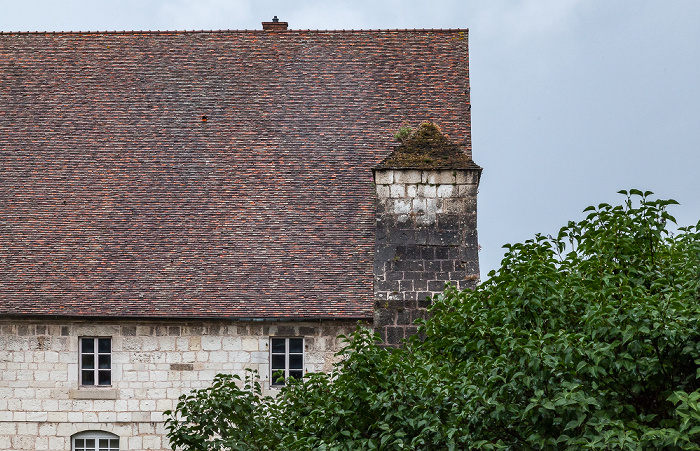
[72,431,119,451]
[79,337,112,386]
[270,337,304,386]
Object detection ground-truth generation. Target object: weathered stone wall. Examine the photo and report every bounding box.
[0,319,353,450]
[373,169,480,345]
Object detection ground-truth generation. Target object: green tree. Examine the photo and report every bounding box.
[166,190,700,450]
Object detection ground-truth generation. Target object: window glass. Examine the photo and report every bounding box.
[98,370,111,386]
[72,432,119,451]
[289,354,303,369]
[270,337,304,386]
[289,370,303,380]
[81,338,94,353]
[289,338,303,353]
[98,338,111,354]
[82,354,95,369]
[82,370,95,386]
[271,354,285,370]
[80,337,111,386]
[271,338,286,353]
[98,355,111,369]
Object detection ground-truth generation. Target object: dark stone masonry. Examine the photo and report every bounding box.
[372,125,482,345]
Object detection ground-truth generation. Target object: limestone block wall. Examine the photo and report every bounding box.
[373,168,480,345]
[0,319,354,450]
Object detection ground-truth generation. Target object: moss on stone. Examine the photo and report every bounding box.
[375,122,479,170]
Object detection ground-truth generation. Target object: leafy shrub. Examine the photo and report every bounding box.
[166,190,700,450]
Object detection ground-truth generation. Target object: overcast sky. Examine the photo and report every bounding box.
[2,0,699,277]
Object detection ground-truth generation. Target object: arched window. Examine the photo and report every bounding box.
[72,431,119,451]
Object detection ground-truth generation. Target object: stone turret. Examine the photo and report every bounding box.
[373,123,481,345]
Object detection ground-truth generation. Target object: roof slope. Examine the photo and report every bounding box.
[0,29,472,319]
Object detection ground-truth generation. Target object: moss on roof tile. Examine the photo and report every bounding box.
[375,122,480,170]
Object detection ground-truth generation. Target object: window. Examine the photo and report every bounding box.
[72,431,119,451]
[80,337,111,386]
[270,337,304,386]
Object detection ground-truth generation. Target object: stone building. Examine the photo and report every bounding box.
[0,19,480,450]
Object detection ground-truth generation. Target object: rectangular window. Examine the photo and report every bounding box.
[270,337,304,386]
[80,337,112,386]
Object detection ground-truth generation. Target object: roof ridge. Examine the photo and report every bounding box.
[0,28,468,35]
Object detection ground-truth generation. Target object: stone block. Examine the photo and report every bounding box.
[298,326,317,336]
[398,280,414,292]
[375,279,399,292]
[412,198,426,214]
[455,170,479,185]
[69,388,118,400]
[411,309,427,323]
[0,422,16,436]
[46,411,68,422]
[374,308,395,327]
[121,325,136,336]
[201,336,222,351]
[221,336,241,351]
[74,324,120,337]
[48,437,67,451]
[396,309,412,326]
[158,336,176,351]
[436,184,455,198]
[241,337,258,351]
[385,327,405,345]
[390,184,406,199]
[416,214,437,226]
[393,170,422,184]
[11,436,35,450]
[406,184,418,197]
[374,170,394,185]
[276,326,296,336]
[251,352,268,364]
[417,184,437,198]
[426,170,455,185]
[98,411,117,422]
[442,198,466,214]
[127,437,143,451]
[209,351,228,363]
[425,198,441,214]
[375,184,390,199]
[456,184,474,198]
[143,434,163,448]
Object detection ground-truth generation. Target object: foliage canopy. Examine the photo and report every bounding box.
[166,190,700,450]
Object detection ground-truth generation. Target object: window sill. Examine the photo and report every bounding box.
[70,388,118,400]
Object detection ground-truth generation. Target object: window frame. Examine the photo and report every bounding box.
[270,336,304,386]
[72,430,119,451]
[79,337,112,387]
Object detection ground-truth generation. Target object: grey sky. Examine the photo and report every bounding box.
[2,0,699,277]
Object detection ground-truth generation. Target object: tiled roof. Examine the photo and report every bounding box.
[0,29,473,319]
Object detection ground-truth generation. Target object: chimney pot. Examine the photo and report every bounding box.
[262,16,288,31]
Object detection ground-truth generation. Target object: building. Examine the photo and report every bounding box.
[0,19,480,450]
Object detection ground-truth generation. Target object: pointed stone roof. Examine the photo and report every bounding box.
[374,122,481,170]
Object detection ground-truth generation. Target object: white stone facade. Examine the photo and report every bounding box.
[0,319,354,450]
[374,169,480,226]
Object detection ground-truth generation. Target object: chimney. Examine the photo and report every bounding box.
[262,16,288,31]
[372,122,482,346]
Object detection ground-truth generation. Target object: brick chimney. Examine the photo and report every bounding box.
[373,123,481,346]
[262,16,288,31]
